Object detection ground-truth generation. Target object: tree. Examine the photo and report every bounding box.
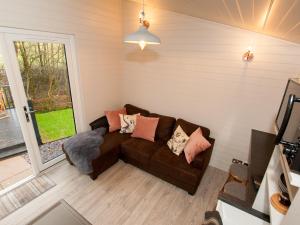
[14,41,71,111]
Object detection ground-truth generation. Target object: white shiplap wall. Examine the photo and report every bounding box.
[0,0,123,129]
[121,1,300,171]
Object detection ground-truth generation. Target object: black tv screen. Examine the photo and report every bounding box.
[276,79,300,143]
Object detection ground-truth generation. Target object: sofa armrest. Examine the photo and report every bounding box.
[191,137,215,170]
[89,116,109,130]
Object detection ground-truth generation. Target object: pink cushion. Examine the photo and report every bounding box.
[105,108,127,132]
[184,128,211,164]
[132,115,159,142]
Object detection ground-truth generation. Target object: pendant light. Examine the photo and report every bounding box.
[124,0,161,50]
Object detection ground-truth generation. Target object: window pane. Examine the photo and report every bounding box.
[14,41,76,163]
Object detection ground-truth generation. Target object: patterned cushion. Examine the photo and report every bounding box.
[119,114,139,133]
[167,125,189,156]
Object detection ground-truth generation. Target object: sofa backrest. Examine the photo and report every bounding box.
[89,116,109,130]
[123,104,210,139]
[149,113,176,143]
[124,104,150,116]
[174,118,210,139]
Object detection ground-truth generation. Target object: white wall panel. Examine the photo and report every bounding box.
[121,1,300,171]
[0,0,123,129]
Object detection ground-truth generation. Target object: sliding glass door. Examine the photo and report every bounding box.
[0,29,83,172]
[0,47,34,191]
[13,41,76,165]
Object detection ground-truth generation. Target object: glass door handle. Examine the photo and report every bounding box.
[23,106,30,122]
[23,105,41,145]
[28,110,37,114]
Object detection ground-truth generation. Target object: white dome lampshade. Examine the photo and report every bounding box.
[124,25,161,50]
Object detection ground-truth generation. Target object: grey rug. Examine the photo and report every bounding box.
[0,175,56,219]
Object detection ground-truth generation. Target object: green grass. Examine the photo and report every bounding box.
[35,108,76,143]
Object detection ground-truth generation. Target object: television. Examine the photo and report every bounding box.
[275,78,300,144]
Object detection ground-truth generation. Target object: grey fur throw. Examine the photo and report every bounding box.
[63,128,106,174]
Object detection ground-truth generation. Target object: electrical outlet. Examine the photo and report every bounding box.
[232,158,243,164]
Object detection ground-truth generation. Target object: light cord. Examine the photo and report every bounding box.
[139,0,145,23]
[143,0,145,14]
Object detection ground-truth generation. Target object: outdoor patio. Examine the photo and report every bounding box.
[0,107,66,161]
[0,109,32,190]
[0,108,24,149]
[0,108,67,190]
[0,108,26,158]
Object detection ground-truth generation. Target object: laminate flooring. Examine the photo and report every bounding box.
[0,160,227,225]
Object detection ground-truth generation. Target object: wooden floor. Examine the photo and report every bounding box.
[0,160,227,225]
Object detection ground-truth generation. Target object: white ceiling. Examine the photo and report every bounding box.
[128,0,300,44]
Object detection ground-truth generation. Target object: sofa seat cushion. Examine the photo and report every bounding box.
[150,145,202,185]
[121,138,161,166]
[100,131,131,155]
[190,150,207,170]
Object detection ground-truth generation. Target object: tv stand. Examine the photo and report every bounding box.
[217,130,275,224]
[217,129,300,225]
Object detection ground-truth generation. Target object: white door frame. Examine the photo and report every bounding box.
[0,27,85,172]
[0,33,39,175]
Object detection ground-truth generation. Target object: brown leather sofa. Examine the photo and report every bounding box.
[71,104,214,195]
